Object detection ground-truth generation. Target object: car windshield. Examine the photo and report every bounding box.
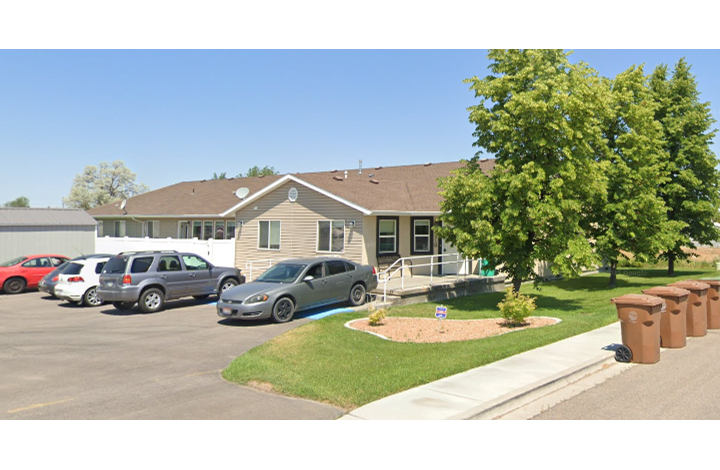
[256,263,306,283]
[0,256,27,267]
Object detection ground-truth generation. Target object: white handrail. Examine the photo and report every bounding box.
[379,253,477,302]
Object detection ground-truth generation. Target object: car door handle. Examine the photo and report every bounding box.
[160,275,168,279]
[189,273,196,278]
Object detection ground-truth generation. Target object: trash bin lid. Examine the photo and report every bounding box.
[668,281,710,292]
[642,286,691,298]
[610,293,665,307]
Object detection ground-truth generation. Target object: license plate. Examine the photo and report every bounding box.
[221,307,232,315]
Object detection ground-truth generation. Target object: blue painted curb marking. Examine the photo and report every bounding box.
[203,298,352,320]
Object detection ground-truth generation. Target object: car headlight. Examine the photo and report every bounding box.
[245,293,269,304]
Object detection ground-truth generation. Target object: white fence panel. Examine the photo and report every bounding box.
[96,237,236,267]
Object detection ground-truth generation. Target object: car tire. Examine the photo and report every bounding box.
[218,278,239,297]
[349,283,366,307]
[193,294,210,300]
[112,301,135,311]
[271,297,295,323]
[139,288,165,313]
[82,287,103,307]
[3,277,26,295]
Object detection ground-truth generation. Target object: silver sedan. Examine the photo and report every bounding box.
[216,257,378,323]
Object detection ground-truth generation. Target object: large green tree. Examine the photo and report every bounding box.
[650,59,720,275]
[590,65,683,287]
[63,160,149,210]
[436,50,610,292]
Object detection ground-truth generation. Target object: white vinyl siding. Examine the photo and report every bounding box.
[234,181,364,274]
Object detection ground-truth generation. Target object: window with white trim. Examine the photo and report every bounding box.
[317,220,345,253]
[145,220,160,238]
[114,220,126,237]
[413,219,431,253]
[259,221,281,250]
[378,219,397,254]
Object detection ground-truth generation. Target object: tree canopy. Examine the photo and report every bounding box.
[212,166,279,179]
[437,50,718,290]
[436,49,610,292]
[63,161,149,210]
[3,196,30,207]
[650,58,720,274]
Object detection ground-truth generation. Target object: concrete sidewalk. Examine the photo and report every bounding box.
[341,321,625,420]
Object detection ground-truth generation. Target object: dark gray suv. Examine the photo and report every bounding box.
[97,251,244,313]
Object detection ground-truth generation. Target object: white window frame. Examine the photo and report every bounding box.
[316,220,345,254]
[178,221,191,239]
[226,220,236,240]
[258,220,281,250]
[413,219,432,253]
[114,220,126,238]
[145,220,160,238]
[378,219,397,254]
[203,220,214,240]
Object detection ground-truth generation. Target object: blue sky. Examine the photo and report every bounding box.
[1,49,719,208]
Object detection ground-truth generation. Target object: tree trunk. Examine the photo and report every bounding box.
[512,276,523,293]
[609,261,618,288]
[668,252,675,276]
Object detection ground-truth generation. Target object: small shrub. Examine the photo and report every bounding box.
[367,304,388,326]
[497,287,536,326]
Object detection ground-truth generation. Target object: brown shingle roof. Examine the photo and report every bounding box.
[87,175,284,217]
[88,160,496,217]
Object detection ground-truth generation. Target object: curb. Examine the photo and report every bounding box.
[453,354,619,420]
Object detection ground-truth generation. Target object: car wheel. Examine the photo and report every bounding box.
[218,278,239,297]
[139,288,165,313]
[3,277,26,295]
[349,283,366,306]
[193,294,210,300]
[82,287,103,307]
[271,297,295,323]
[112,301,135,311]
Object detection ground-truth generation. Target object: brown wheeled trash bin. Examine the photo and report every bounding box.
[696,278,720,330]
[668,281,709,337]
[611,294,664,364]
[642,286,690,348]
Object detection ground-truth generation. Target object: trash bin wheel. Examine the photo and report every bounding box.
[615,345,632,363]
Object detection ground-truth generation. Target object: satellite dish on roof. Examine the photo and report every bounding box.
[234,187,250,200]
[120,199,127,210]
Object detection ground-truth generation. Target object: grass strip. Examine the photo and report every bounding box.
[222,268,717,409]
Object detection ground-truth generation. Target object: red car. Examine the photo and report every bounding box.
[0,254,70,294]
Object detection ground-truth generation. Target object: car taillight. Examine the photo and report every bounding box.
[52,276,58,282]
[68,276,84,283]
[372,266,377,275]
[122,275,132,285]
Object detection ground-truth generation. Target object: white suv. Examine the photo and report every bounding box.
[55,256,112,307]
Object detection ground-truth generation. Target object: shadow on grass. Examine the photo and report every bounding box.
[548,269,714,293]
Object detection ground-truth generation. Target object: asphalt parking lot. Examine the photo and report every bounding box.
[0,291,345,419]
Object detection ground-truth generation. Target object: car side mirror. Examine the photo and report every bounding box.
[303,275,314,282]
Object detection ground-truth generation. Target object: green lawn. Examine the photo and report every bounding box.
[222,268,718,410]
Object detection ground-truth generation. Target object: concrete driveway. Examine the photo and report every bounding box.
[0,291,345,419]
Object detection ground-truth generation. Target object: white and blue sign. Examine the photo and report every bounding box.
[435,306,447,319]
